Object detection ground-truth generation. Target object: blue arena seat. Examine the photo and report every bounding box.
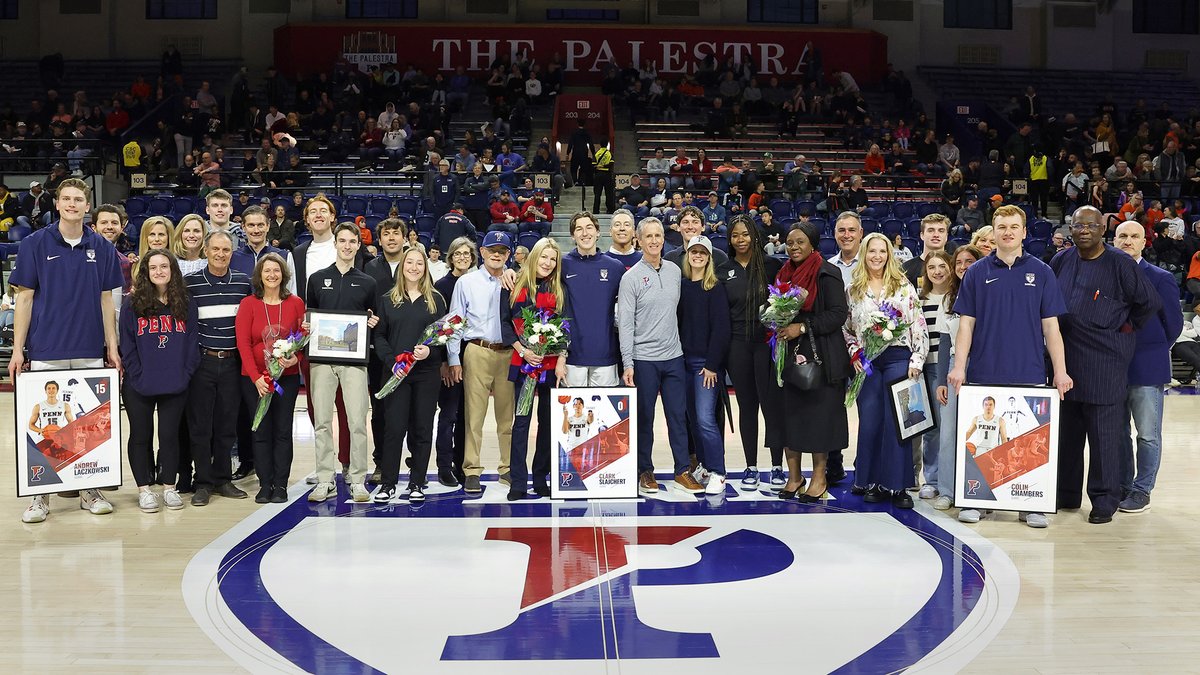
[368,196,394,216]
[769,199,794,219]
[342,196,368,217]
[124,196,148,217]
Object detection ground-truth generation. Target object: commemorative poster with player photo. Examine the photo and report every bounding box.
[14,368,122,497]
[953,384,1059,513]
[550,388,638,499]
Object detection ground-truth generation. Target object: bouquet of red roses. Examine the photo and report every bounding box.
[374,314,467,400]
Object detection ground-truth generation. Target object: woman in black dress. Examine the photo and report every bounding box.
[724,215,786,491]
[774,221,851,502]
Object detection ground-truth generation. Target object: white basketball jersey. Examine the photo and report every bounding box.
[566,414,590,448]
[39,400,67,429]
[973,415,1000,454]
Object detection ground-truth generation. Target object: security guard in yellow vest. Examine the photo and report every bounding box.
[592,142,615,214]
[1028,149,1049,218]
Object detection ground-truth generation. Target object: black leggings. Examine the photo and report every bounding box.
[253,374,301,490]
[124,385,188,487]
[726,337,784,467]
[380,367,441,487]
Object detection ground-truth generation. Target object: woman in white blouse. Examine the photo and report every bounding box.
[843,232,929,509]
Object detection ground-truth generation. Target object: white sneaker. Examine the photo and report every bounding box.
[138,490,162,513]
[162,488,185,510]
[305,472,318,485]
[691,464,710,485]
[22,496,49,523]
[705,473,726,495]
[958,508,981,523]
[932,495,953,510]
[1020,512,1049,528]
[308,482,336,502]
[351,483,370,502]
[918,485,938,500]
[80,489,113,515]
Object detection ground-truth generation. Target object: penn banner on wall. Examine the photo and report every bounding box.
[953,384,1058,513]
[550,387,637,499]
[14,368,122,497]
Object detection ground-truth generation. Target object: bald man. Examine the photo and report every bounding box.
[1049,207,1160,524]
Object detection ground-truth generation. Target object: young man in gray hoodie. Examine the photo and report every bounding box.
[619,217,704,496]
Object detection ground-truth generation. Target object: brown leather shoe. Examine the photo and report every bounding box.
[674,472,704,494]
[638,471,661,495]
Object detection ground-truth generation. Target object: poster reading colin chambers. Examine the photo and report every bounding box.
[953,384,1058,513]
[14,368,122,497]
[551,388,637,499]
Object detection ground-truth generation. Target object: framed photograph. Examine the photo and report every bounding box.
[953,384,1059,513]
[307,309,370,365]
[889,375,936,441]
[551,388,638,499]
[14,368,122,497]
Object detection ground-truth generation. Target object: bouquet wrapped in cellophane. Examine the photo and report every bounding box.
[515,305,571,416]
[759,281,808,387]
[374,314,467,400]
[252,329,310,431]
[844,301,912,407]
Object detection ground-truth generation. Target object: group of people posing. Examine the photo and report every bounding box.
[9,180,1178,528]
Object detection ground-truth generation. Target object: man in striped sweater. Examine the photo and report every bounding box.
[184,230,252,506]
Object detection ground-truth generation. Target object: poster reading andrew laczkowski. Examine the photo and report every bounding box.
[15,368,122,497]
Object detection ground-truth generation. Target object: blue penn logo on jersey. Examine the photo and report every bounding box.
[184,481,1019,673]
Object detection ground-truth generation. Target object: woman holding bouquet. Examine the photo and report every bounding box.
[235,252,305,504]
[773,222,851,502]
[374,248,449,503]
[501,237,571,501]
[724,214,786,490]
[120,249,199,512]
[843,233,928,509]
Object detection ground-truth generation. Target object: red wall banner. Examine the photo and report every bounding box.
[274,23,888,86]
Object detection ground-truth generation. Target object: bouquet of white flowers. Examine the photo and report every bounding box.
[252,328,310,431]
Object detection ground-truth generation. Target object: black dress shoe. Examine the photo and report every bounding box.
[438,469,460,488]
[892,492,914,509]
[850,484,867,496]
[270,487,288,504]
[864,486,889,503]
[214,482,248,499]
[255,487,271,504]
[191,487,211,506]
[232,465,255,481]
[778,485,803,500]
[1088,510,1113,524]
[532,483,550,497]
[825,466,847,484]
[796,493,821,504]
[507,490,527,502]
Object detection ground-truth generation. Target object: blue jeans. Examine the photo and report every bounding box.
[917,362,940,486]
[684,356,725,475]
[1119,385,1163,496]
[634,357,691,475]
[854,346,915,491]
[936,354,959,498]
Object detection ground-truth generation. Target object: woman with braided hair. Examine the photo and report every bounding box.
[723,214,787,491]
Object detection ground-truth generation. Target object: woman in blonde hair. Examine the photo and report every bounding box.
[373,247,448,504]
[501,237,571,500]
[677,234,731,493]
[133,216,175,279]
[970,224,995,256]
[172,214,208,275]
[843,232,929,509]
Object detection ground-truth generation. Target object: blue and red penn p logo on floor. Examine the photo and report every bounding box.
[184,473,1019,673]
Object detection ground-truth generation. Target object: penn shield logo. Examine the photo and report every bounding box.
[967,479,981,496]
[29,466,45,482]
[185,482,1019,673]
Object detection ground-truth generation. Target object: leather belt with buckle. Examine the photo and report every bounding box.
[202,349,236,358]
[466,339,511,352]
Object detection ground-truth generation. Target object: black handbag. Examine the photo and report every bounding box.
[782,322,824,390]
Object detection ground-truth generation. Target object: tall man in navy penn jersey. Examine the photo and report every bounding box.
[9,179,124,524]
[1112,221,1184,514]
[1050,207,1160,524]
[305,223,379,504]
[561,211,627,387]
[949,204,1071,529]
[184,230,252,506]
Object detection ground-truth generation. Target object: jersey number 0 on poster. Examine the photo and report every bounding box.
[550,387,637,499]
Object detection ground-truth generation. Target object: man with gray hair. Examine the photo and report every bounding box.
[184,229,252,506]
[619,217,702,496]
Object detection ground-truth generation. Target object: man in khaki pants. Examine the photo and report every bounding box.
[447,230,514,494]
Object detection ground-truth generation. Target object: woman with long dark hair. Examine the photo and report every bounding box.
[235,252,305,503]
[724,214,786,490]
[432,236,477,486]
[934,245,983,513]
[773,222,851,501]
[119,249,199,512]
[915,250,955,499]
[502,238,571,500]
[374,248,448,503]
